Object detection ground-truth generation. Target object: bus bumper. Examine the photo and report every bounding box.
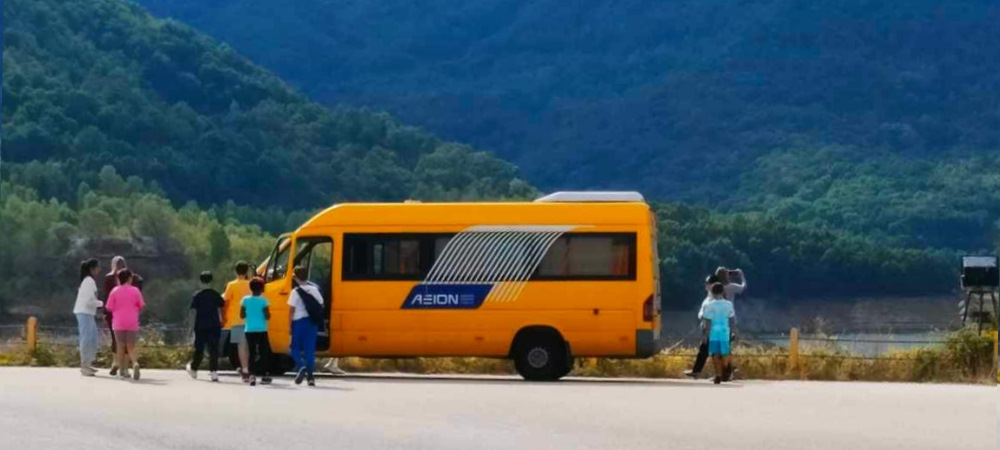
[636,330,662,358]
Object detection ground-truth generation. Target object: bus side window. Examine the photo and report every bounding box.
[266,237,292,283]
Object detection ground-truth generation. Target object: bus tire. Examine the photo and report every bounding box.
[558,356,576,379]
[512,329,569,382]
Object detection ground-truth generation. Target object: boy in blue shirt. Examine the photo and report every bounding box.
[240,278,272,387]
[702,283,737,385]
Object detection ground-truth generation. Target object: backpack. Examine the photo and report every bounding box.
[295,286,326,328]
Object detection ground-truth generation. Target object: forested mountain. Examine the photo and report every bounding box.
[0,0,979,317]
[1,0,534,211]
[136,0,1000,250]
[0,0,530,317]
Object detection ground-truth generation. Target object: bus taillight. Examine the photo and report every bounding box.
[643,295,655,322]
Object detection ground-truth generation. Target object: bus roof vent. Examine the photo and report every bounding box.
[534,191,645,203]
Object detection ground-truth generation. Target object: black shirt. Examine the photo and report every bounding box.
[190,288,225,331]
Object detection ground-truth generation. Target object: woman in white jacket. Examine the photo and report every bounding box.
[73,259,103,377]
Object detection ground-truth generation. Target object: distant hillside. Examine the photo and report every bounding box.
[0,0,976,315]
[135,0,1000,249]
[1,0,535,211]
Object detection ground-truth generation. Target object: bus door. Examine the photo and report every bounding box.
[263,235,294,353]
[290,236,335,353]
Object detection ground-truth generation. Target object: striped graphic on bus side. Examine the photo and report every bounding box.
[422,225,580,304]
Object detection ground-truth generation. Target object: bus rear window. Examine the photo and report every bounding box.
[536,234,636,280]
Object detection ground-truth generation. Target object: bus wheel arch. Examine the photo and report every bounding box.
[510,326,572,382]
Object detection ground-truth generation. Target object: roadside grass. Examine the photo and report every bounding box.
[1,330,993,384]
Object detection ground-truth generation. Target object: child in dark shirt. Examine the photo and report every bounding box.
[186,271,225,382]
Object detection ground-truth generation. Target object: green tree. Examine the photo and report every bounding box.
[208,224,231,266]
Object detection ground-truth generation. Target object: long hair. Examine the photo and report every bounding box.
[80,259,99,282]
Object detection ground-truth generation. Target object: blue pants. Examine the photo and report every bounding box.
[290,318,318,373]
[75,313,99,368]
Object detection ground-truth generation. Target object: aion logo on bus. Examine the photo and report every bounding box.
[402,285,493,310]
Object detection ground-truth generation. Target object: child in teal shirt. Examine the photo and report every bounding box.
[240,278,272,386]
[703,283,737,385]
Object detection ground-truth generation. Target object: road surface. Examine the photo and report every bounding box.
[0,368,992,450]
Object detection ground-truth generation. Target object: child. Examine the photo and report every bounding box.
[105,269,146,381]
[103,256,144,376]
[187,271,225,382]
[702,283,736,385]
[222,262,253,382]
[288,267,324,386]
[240,278,272,386]
[685,274,721,379]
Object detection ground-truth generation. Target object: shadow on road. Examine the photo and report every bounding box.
[90,375,170,386]
[206,370,747,389]
[319,373,746,389]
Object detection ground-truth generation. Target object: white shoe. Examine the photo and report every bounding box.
[324,360,347,375]
[81,368,96,377]
[210,372,219,382]
[186,362,197,379]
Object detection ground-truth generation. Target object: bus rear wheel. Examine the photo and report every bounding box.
[513,332,569,382]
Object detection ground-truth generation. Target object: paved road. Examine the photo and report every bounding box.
[0,368,992,450]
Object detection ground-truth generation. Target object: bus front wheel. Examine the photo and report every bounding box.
[512,331,570,382]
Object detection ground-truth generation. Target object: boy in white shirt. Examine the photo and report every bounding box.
[288,267,325,386]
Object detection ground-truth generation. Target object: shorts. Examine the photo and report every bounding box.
[708,339,731,357]
[113,330,139,346]
[229,325,246,344]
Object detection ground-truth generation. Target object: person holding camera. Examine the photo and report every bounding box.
[715,267,747,301]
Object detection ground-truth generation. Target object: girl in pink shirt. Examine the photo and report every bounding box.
[105,270,146,380]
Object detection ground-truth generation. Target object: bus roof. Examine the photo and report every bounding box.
[298,200,652,231]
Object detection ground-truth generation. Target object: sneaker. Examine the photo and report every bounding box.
[683,370,701,379]
[186,362,197,380]
[714,376,722,385]
[307,374,315,387]
[132,364,141,381]
[81,368,97,377]
[324,360,347,375]
[210,372,219,382]
[249,376,257,387]
[88,366,100,373]
[120,368,130,379]
[294,368,307,385]
[241,369,251,384]
[261,377,273,385]
[109,366,119,377]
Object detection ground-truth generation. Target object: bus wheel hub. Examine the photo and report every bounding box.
[528,347,550,369]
